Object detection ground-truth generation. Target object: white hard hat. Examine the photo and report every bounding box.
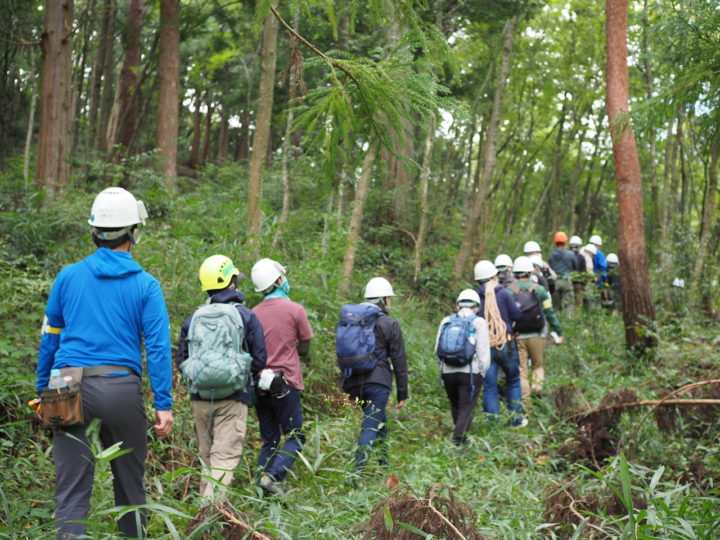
[474,260,498,281]
[606,253,619,265]
[569,235,582,247]
[364,277,395,299]
[589,234,603,246]
[583,244,597,255]
[513,256,534,273]
[494,254,513,268]
[251,258,286,292]
[523,240,541,254]
[88,187,148,228]
[457,289,481,306]
[529,253,543,266]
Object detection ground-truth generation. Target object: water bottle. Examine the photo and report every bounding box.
[48,369,68,390]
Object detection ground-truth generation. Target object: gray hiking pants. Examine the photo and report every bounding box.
[53,373,147,539]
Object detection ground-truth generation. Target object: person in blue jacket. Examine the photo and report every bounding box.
[589,234,608,287]
[176,254,267,501]
[35,187,173,539]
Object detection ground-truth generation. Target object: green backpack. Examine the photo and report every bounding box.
[180,301,252,399]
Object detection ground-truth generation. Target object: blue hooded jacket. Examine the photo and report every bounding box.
[36,248,173,410]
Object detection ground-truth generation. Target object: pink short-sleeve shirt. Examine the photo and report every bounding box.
[252,297,314,390]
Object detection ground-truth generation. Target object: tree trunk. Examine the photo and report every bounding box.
[235,109,250,160]
[414,117,435,283]
[156,0,180,184]
[188,90,202,167]
[111,0,143,153]
[339,142,378,295]
[200,100,213,165]
[692,140,718,295]
[87,0,111,150]
[23,85,37,186]
[453,16,517,276]
[217,109,229,163]
[606,0,656,356]
[96,0,116,153]
[246,4,279,246]
[36,0,74,201]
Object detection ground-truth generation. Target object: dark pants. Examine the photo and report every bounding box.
[442,372,482,445]
[255,388,305,481]
[53,374,147,539]
[482,341,524,425]
[347,383,390,470]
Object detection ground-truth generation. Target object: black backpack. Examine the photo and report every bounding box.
[510,284,545,333]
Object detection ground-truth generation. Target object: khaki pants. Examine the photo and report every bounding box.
[517,336,546,405]
[553,277,573,312]
[191,399,248,500]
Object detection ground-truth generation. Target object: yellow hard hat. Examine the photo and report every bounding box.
[198,255,242,291]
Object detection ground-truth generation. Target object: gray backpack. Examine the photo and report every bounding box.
[180,301,252,399]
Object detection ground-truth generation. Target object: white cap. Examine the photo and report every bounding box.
[457,289,481,306]
[529,253,543,266]
[364,277,395,299]
[251,258,286,292]
[523,240,541,254]
[589,234,602,246]
[606,253,619,265]
[494,254,513,268]
[513,256,534,273]
[473,260,498,281]
[569,235,582,247]
[88,187,148,228]
[583,244,597,255]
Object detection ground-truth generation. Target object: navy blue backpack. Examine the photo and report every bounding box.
[436,314,477,367]
[336,304,386,376]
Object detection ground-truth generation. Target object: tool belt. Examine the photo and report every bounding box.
[40,365,130,428]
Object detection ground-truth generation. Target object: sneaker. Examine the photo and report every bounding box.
[258,474,285,496]
[511,418,529,429]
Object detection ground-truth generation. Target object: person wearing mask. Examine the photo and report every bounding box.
[568,235,587,308]
[177,255,267,501]
[494,254,515,288]
[474,261,526,427]
[435,289,490,447]
[589,235,608,288]
[36,187,173,538]
[510,256,564,405]
[524,241,557,294]
[341,277,409,471]
[251,258,314,495]
[547,231,578,312]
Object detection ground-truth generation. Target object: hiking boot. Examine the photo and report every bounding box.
[511,417,529,429]
[258,474,285,496]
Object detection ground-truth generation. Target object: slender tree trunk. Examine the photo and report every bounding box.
[693,140,718,294]
[23,86,37,186]
[71,0,93,153]
[188,90,202,167]
[414,117,435,283]
[88,0,111,149]
[217,109,229,163]
[235,109,250,160]
[111,0,143,153]
[36,0,74,201]
[200,101,213,165]
[606,0,656,356]
[156,0,180,184]
[96,0,116,153]
[339,142,378,295]
[247,4,279,246]
[454,16,517,275]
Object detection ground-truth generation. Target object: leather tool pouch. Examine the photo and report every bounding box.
[41,367,84,428]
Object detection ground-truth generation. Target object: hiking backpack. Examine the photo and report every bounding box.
[510,285,545,333]
[335,304,386,375]
[436,314,477,367]
[180,301,252,399]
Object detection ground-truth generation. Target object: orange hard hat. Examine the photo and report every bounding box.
[553,231,568,244]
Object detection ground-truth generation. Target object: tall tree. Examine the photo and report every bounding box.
[156,0,180,183]
[606,0,656,356]
[246,4,279,246]
[36,0,74,200]
[453,16,517,277]
[109,0,144,153]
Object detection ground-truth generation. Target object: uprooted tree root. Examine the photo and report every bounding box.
[543,481,647,539]
[560,381,720,469]
[356,484,487,540]
[185,502,277,540]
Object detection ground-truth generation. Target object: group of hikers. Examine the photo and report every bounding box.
[33,187,621,538]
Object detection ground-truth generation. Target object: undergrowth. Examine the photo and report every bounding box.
[1,176,718,539]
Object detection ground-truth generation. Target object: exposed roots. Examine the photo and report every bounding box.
[185,502,277,540]
[357,484,487,540]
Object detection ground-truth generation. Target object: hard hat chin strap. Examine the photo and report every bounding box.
[92,225,142,244]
